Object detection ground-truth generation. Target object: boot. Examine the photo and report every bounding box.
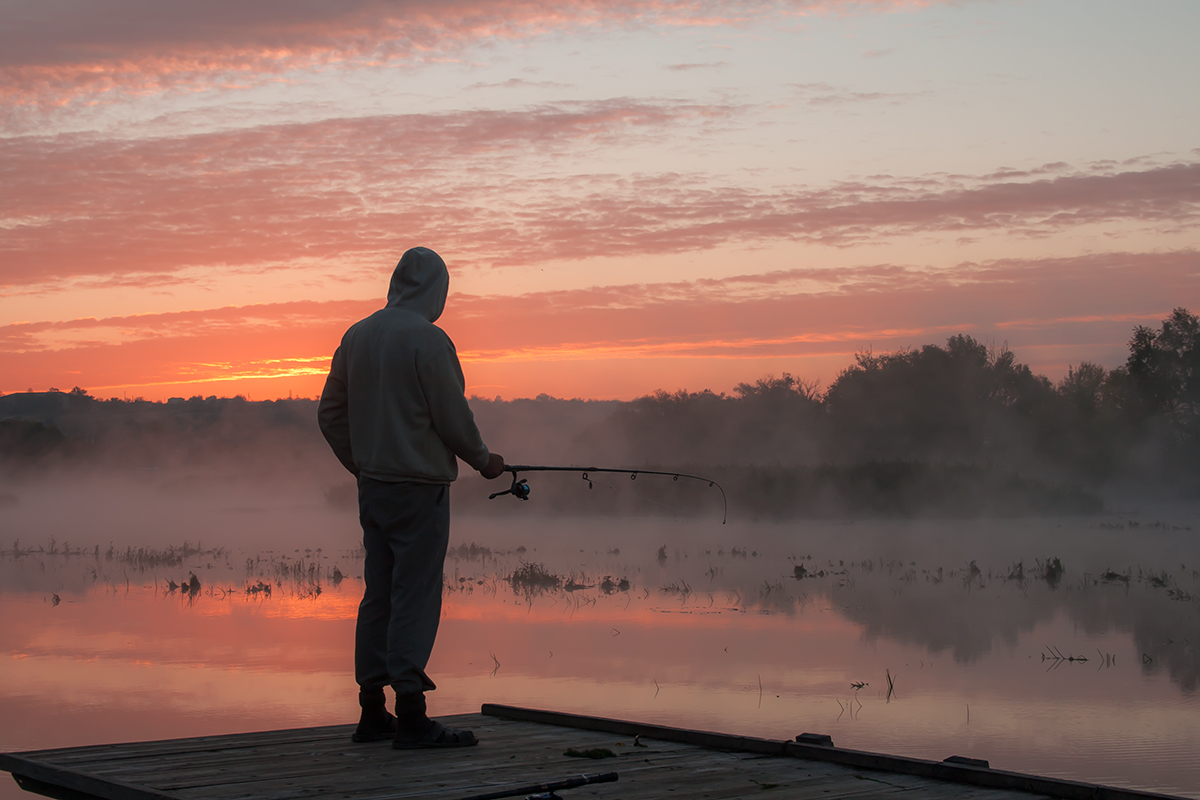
[392,692,477,749]
[351,687,396,743]
[392,692,432,742]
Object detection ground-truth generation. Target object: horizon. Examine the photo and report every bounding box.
[0,325,1148,405]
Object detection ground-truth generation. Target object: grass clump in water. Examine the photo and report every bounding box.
[448,542,493,561]
[1038,557,1065,588]
[508,562,562,591]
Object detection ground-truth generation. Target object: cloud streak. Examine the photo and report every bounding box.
[3,250,1194,398]
[0,98,733,288]
[1,0,954,115]
[3,102,1197,290]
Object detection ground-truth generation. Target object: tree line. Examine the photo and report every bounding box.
[2,308,1196,515]
[563,308,1198,491]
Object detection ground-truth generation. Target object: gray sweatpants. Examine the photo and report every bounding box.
[355,477,449,696]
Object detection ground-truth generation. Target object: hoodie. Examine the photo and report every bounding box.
[317,247,491,483]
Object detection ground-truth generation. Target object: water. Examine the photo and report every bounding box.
[1,495,1197,799]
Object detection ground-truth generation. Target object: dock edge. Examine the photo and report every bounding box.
[480,703,1187,800]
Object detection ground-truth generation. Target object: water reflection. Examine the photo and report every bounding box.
[1,516,1198,799]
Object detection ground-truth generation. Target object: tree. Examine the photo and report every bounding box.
[1127,308,1200,440]
[1057,362,1107,419]
[821,334,1051,464]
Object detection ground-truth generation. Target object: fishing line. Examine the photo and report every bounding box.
[488,465,727,524]
[597,476,698,518]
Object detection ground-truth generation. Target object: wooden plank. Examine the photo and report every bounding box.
[481,704,787,757]
[154,727,851,800]
[14,727,356,767]
[132,723,688,791]
[0,709,1181,800]
[0,756,182,800]
[162,732,615,800]
[480,705,1185,800]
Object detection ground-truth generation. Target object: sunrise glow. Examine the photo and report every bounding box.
[2,1,1198,400]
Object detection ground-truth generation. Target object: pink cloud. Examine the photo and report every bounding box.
[1,1,957,114]
[665,61,730,70]
[0,99,732,287]
[3,105,1197,290]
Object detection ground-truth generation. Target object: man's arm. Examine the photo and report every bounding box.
[317,345,359,476]
[418,334,504,477]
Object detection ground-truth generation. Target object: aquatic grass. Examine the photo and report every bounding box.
[1141,569,1170,589]
[563,574,593,592]
[1101,568,1131,585]
[4,539,229,570]
[245,580,272,598]
[448,542,494,562]
[1037,557,1065,588]
[508,562,562,592]
[660,579,691,598]
[598,575,630,594]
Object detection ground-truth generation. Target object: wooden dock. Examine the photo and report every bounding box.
[0,704,1185,800]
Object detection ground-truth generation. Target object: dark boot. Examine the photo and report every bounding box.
[392,692,432,742]
[392,692,476,749]
[352,687,396,743]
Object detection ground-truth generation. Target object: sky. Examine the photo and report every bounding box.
[2,0,1198,401]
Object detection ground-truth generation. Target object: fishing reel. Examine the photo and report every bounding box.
[488,472,531,501]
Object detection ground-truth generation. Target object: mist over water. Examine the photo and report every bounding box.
[3,318,1200,798]
[7,315,1199,521]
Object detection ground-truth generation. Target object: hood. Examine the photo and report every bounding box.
[385,247,449,322]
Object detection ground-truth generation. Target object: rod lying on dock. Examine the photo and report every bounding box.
[456,771,617,800]
[488,464,728,523]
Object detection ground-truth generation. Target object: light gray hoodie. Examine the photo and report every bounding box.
[318,247,491,483]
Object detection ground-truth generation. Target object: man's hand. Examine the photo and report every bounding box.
[480,452,505,480]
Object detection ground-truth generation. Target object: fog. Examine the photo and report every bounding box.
[1,312,1197,557]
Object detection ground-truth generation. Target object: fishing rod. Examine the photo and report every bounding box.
[456,771,618,800]
[488,464,727,524]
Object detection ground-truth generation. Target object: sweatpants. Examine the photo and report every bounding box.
[355,477,450,696]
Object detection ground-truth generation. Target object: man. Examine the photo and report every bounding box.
[318,247,505,749]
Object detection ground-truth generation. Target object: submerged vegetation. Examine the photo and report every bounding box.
[0,539,354,603]
[508,562,563,593]
[3,528,1198,690]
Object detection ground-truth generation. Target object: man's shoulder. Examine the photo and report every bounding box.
[345,308,450,346]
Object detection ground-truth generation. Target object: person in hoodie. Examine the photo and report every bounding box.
[318,247,505,749]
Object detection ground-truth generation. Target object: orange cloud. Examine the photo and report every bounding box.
[3,251,1194,400]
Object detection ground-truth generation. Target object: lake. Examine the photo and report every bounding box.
[1,484,1197,799]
